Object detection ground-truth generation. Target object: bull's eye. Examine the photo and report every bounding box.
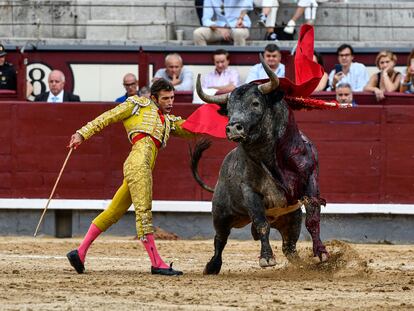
[252,101,260,107]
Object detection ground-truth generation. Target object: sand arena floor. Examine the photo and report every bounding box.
[0,236,413,310]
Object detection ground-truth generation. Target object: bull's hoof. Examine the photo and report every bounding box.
[259,257,276,268]
[319,252,329,262]
[203,260,222,275]
[313,243,329,262]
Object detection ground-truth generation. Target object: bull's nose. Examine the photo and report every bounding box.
[226,122,245,140]
[226,123,243,133]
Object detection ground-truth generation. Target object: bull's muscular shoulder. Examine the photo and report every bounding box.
[126,95,151,107]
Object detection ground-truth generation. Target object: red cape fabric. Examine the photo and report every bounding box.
[182,24,323,138]
[277,24,324,97]
[182,103,228,138]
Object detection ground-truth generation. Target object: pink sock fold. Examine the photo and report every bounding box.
[141,234,169,269]
[77,223,102,263]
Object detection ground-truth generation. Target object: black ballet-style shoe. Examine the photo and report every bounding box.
[66,250,85,274]
[151,263,183,276]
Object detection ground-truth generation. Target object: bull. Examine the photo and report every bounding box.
[191,55,329,275]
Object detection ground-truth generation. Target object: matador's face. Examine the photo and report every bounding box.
[152,90,174,115]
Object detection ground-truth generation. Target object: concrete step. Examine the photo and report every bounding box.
[1,37,413,51]
[86,20,171,41]
[0,0,413,42]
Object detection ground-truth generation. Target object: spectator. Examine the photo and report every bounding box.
[0,44,17,91]
[400,49,414,94]
[313,51,328,92]
[193,0,252,46]
[328,44,369,92]
[202,49,240,93]
[153,53,193,91]
[245,43,285,83]
[336,83,355,107]
[138,86,151,98]
[254,0,279,41]
[364,50,401,102]
[195,0,204,24]
[283,0,318,34]
[115,73,139,103]
[34,70,80,102]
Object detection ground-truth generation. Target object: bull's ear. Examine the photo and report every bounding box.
[216,103,228,116]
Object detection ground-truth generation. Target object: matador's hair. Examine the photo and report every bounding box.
[150,78,175,99]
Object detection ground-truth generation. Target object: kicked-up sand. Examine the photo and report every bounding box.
[0,236,413,310]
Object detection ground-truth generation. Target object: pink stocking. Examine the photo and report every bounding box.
[78,223,102,263]
[141,234,169,269]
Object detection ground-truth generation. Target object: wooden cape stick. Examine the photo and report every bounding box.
[34,148,74,237]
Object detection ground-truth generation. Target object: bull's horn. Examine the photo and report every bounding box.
[258,53,280,94]
[196,74,229,104]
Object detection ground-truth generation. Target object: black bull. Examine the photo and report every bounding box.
[190,55,329,275]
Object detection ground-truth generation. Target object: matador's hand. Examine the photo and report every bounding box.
[68,132,84,149]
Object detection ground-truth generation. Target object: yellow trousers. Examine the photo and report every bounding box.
[92,136,158,238]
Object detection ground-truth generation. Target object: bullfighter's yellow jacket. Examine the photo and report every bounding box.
[76,95,194,238]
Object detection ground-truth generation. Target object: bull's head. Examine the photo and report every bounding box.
[196,54,283,143]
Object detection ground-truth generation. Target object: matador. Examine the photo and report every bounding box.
[67,79,194,276]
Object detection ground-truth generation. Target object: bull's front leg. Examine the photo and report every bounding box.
[204,210,232,275]
[241,184,275,268]
[303,196,329,262]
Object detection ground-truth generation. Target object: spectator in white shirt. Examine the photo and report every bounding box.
[328,44,369,92]
[202,49,240,93]
[245,43,285,83]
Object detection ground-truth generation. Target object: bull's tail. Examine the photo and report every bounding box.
[189,138,215,193]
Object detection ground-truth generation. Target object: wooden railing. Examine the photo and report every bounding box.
[1,100,413,204]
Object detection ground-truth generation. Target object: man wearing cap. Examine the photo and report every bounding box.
[0,44,17,90]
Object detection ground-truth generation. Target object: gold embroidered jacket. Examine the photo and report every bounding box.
[77,95,194,146]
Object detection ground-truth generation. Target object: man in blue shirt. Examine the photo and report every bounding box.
[115,73,138,103]
[152,53,193,91]
[245,43,285,83]
[193,0,253,46]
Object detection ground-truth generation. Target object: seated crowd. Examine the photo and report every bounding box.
[193,0,319,45]
[1,42,414,103]
[127,45,413,105]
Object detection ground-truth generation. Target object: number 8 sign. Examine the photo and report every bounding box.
[26,63,52,101]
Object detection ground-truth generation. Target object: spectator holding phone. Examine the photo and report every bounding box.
[400,48,414,94]
[364,50,401,102]
[328,44,369,92]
